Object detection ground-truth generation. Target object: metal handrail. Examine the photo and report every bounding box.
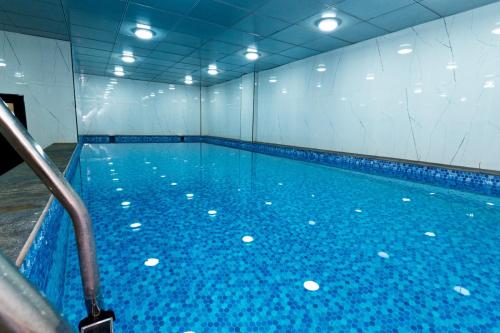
[0,99,102,319]
[0,251,72,332]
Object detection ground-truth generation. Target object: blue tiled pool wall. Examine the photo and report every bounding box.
[202,137,500,197]
[20,144,83,311]
[79,135,500,197]
[79,135,204,144]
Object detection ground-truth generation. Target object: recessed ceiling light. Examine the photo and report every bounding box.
[492,26,500,35]
[244,47,260,61]
[169,84,176,90]
[121,51,135,63]
[207,64,218,76]
[114,66,124,77]
[0,59,6,67]
[184,75,193,85]
[316,64,327,72]
[269,76,278,83]
[397,44,413,55]
[316,13,340,32]
[366,73,375,80]
[134,23,154,40]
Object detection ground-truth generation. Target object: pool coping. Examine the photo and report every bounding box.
[79,135,500,197]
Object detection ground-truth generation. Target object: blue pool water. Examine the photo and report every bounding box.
[58,143,499,332]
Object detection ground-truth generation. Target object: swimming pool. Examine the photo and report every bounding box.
[50,143,499,331]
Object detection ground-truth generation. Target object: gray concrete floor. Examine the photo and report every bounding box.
[0,143,76,263]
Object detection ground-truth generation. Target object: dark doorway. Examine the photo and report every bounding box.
[1,94,27,175]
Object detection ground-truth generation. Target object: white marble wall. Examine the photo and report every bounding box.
[0,31,76,147]
[75,75,201,135]
[256,2,500,171]
[240,73,255,142]
[202,73,254,141]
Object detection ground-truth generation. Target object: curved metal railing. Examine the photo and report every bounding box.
[0,99,109,330]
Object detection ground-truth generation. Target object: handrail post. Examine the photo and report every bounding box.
[0,99,114,330]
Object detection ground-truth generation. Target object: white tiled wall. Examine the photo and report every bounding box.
[256,2,500,171]
[201,73,254,141]
[75,74,201,136]
[0,31,76,147]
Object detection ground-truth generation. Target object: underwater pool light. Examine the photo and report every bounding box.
[130,223,141,228]
[242,235,254,243]
[424,232,436,237]
[208,210,217,216]
[453,286,470,296]
[303,280,320,291]
[377,251,390,259]
[144,258,159,267]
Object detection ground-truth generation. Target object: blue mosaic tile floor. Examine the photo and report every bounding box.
[60,143,499,332]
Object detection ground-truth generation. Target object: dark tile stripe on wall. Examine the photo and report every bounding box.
[20,144,83,311]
